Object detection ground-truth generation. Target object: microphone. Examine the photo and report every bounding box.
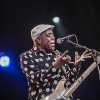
[57,34,75,44]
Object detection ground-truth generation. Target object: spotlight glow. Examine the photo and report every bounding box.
[0,56,10,67]
[53,17,60,23]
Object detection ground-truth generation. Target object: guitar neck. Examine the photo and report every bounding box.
[63,62,97,98]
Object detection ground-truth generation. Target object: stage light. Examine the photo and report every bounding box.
[0,55,10,67]
[52,17,60,23]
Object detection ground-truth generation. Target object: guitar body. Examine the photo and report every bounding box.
[42,55,100,100]
[42,79,72,100]
[45,79,66,100]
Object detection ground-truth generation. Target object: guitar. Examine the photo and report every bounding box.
[43,55,100,100]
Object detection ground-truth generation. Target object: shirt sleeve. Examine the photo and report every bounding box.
[20,53,59,86]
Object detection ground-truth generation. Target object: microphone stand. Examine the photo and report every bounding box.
[67,40,100,55]
[92,51,100,81]
[97,65,100,80]
[67,40,100,81]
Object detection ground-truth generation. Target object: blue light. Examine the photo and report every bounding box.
[0,56,10,67]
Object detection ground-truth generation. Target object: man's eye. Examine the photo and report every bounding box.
[48,35,51,37]
[46,34,51,37]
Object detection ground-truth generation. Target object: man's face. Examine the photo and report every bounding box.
[39,29,55,52]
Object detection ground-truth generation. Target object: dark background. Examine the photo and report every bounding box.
[0,0,100,100]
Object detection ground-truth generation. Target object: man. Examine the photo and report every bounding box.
[20,24,91,100]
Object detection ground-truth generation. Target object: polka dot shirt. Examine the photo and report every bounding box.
[20,47,80,100]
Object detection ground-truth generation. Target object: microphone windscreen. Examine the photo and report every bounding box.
[56,38,62,44]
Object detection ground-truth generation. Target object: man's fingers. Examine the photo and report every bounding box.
[84,55,92,59]
[55,50,61,58]
[75,51,78,56]
[80,59,85,62]
[61,50,68,58]
[82,50,89,55]
[62,55,71,61]
[75,51,80,61]
[80,55,91,62]
[84,52,92,56]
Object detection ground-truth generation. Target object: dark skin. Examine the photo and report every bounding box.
[36,29,55,53]
[33,28,92,68]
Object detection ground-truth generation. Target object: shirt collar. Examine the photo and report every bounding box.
[31,46,55,55]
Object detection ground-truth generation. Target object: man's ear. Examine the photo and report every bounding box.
[36,37,42,44]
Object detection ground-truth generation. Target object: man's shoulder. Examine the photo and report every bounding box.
[20,49,33,57]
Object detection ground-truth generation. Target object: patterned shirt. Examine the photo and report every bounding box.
[20,47,80,100]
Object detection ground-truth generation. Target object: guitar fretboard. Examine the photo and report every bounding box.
[63,62,97,98]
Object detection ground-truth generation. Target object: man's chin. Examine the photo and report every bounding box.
[47,45,55,52]
[50,46,55,51]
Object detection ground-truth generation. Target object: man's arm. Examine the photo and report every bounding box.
[20,53,59,86]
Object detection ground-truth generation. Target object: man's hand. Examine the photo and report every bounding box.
[53,50,72,68]
[75,50,92,67]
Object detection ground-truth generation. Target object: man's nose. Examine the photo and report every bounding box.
[51,35,55,40]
